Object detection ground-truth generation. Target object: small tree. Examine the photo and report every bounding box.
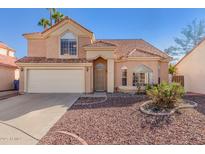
[168,64,177,75]
[165,19,205,61]
[146,82,185,109]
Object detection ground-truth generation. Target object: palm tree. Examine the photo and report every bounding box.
[38,18,50,29]
[47,8,56,26]
[52,11,65,24]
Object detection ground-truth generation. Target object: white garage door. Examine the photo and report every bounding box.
[27,69,85,93]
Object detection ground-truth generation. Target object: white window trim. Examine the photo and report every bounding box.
[121,67,127,86]
[59,31,78,59]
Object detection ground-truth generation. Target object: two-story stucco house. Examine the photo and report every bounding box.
[0,41,18,91]
[16,17,171,93]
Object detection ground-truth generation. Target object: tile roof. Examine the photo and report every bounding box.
[127,48,160,57]
[16,57,91,64]
[0,54,17,68]
[84,41,116,48]
[98,39,171,59]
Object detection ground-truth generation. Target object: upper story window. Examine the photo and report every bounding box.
[60,32,77,56]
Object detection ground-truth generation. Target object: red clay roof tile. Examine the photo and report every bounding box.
[98,39,171,59]
[16,57,91,64]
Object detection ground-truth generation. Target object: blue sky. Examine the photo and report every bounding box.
[1,8,205,58]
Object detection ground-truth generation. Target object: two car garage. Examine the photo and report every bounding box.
[26,69,85,93]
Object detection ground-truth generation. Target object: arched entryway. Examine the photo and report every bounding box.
[93,57,107,91]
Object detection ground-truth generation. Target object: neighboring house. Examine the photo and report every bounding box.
[16,17,171,93]
[176,38,205,94]
[0,42,18,91]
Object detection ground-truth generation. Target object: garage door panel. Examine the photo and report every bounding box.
[27,69,85,93]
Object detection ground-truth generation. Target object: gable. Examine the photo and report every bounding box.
[46,19,93,38]
[24,17,94,40]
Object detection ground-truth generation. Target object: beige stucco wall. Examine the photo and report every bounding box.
[28,39,46,57]
[28,36,91,59]
[115,60,160,89]
[160,61,169,82]
[27,28,92,59]
[46,36,59,58]
[78,37,92,58]
[176,41,205,94]
[86,50,114,60]
[0,66,16,91]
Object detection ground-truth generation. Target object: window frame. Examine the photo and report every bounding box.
[132,72,146,86]
[121,69,127,86]
[59,32,78,58]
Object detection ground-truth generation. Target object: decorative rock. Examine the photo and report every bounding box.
[140,100,198,116]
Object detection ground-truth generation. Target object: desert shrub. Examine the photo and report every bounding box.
[146,82,185,109]
[145,84,158,91]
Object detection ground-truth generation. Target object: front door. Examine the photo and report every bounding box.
[94,60,107,91]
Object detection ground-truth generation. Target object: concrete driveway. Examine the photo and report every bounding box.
[0,93,80,145]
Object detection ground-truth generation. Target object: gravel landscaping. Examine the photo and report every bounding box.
[39,94,205,145]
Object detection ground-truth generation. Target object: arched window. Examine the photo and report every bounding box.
[132,65,153,86]
[121,66,127,86]
[95,63,105,70]
[60,32,77,56]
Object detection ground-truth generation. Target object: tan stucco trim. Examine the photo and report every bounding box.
[16,63,93,67]
[127,57,161,61]
[116,57,162,62]
[107,59,115,93]
[86,50,115,60]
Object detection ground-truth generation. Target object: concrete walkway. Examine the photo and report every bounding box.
[81,92,107,98]
[0,93,80,145]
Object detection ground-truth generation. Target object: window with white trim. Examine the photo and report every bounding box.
[121,69,127,86]
[133,73,146,86]
[60,32,77,56]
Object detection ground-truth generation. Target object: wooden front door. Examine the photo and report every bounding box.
[94,59,107,91]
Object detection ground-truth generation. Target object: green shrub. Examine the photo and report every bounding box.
[146,82,185,109]
[145,84,158,91]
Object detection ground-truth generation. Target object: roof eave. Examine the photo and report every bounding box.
[83,46,116,51]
